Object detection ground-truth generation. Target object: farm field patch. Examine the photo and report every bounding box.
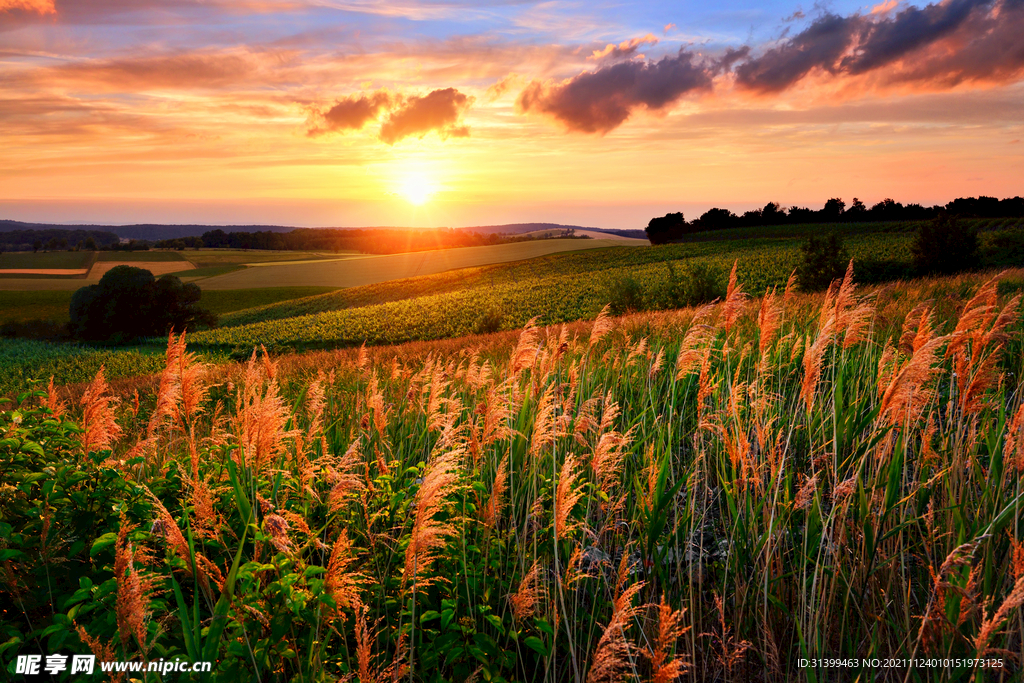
[195,238,636,289]
[95,251,188,262]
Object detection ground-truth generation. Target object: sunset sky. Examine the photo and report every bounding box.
[2,0,1022,228]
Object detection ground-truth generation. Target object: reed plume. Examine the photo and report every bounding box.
[644,595,690,683]
[800,312,835,416]
[974,574,1024,656]
[510,559,545,621]
[589,304,614,348]
[44,376,66,418]
[510,317,541,375]
[403,448,463,585]
[233,349,296,473]
[554,453,584,541]
[113,514,158,654]
[722,261,747,335]
[80,366,122,454]
[482,456,508,530]
[324,529,364,613]
[585,554,644,683]
[756,286,782,360]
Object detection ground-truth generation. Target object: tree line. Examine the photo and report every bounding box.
[156,227,582,254]
[645,195,1024,244]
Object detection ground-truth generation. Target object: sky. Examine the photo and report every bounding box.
[1,0,1023,228]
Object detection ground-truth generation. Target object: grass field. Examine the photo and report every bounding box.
[0,290,76,324]
[195,238,638,289]
[3,268,1022,682]
[95,251,187,262]
[0,251,94,269]
[0,286,338,327]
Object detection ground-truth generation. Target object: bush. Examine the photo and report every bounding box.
[474,306,504,334]
[797,232,849,291]
[607,273,647,314]
[70,265,216,342]
[664,261,724,308]
[912,213,979,275]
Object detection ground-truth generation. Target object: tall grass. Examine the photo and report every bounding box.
[3,268,1024,682]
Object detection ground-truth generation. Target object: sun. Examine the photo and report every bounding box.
[397,172,437,206]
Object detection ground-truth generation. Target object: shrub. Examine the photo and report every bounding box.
[797,232,849,291]
[474,306,504,334]
[912,213,979,275]
[70,265,216,342]
[664,261,724,308]
[607,273,647,314]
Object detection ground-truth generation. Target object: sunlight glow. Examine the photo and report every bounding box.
[397,172,438,206]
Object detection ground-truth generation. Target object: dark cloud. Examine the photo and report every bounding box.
[309,91,392,136]
[842,0,990,74]
[734,0,1024,92]
[516,49,714,134]
[734,13,858,92]
[378,87,472,144]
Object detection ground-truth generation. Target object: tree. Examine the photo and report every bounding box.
[645,212,687,245]
[84,236,98,251]
[32,240,41,253]
[797,232,849,291]
[761,202,785,224]
[911,212,979,275]
[844,198,867,221]
[70,265,216,342]
[695,208,737,231]
[821,198,845,221]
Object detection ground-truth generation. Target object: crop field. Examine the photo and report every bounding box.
[188,249,355,267]
[195,238,638,290]
[3,268,1022,682]
[0,251,94,269]
[196,234,909,350]
[96,251,188,262]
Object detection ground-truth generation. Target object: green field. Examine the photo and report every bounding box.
[0,290,76,324]
[195,238,637,289]
[95,250,187,262]
[0,251,94,269]
[0,286,338,326]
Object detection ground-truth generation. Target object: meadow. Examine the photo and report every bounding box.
[2,266,1022,682]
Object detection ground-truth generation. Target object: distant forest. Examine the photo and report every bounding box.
[0,227,119,253]
[646,195,1024,243]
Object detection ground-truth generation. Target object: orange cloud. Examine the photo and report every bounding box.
[871,0,899,14]
[0,0,54,14]
[379,88,472,144]
[589,34,659,61]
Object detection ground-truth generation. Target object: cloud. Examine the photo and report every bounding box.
[734,0,1024,93]
[309,87,472,143]
[379,87,472,144]
[517,49,714,134]
[1,0,54,14]
[871,0,899,14]
[588,34,658,61]
[485,73,522,101]
[53,51,266,89]
[663,23,676,33]
[309,90,392,135]
[733,13,859,92]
